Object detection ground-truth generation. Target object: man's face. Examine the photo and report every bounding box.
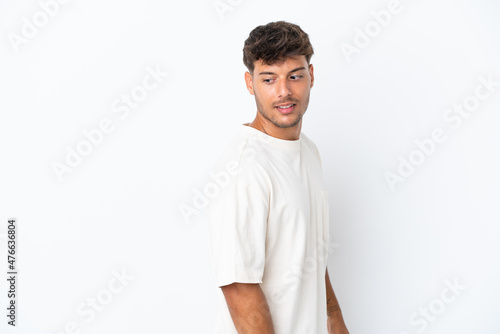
[245,56,314,130]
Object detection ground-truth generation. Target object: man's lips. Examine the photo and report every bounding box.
[275,103,296,114]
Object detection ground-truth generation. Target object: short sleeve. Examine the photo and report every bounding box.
[206,169,269,288]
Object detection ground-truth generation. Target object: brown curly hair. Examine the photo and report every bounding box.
[243,21,314,74]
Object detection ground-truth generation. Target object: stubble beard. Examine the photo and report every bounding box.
[254,90,310,129]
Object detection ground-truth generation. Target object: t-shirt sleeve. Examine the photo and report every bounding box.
[205,161,270,288]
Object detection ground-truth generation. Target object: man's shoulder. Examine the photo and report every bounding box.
[210,127,271,183]
[206,127,272,209]
[300,131,318,149]
[300,132,323,168]
[212,127,260,167]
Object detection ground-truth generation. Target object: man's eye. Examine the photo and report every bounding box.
[263,78,273,83]
[290,75,303,80]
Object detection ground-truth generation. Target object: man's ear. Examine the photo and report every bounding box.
[244,71,255,95]
[309,63,314,89]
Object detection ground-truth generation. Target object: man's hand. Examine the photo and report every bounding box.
[327,312,350,334]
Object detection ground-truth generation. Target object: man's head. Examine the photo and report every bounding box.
[243,21,314,133]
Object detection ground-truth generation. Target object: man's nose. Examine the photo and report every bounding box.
[277,80,292,98]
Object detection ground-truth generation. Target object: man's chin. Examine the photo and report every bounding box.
[271,114,302,129]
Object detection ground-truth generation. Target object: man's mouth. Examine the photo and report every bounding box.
[275,103,296,114]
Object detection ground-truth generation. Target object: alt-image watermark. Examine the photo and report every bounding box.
[212,0,244,21]
[51,64,168,183]
[6,218,18,326]
[385,73,499,191]
[398,276,467,333]
[340,0,404,63]
[7,0,73,53]
[49,268,134,334]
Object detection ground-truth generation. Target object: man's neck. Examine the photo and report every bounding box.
[247,117,301,141]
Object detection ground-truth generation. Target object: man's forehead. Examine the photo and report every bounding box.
[254,56,308,74]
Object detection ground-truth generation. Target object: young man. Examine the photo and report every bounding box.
[205,21,349,334]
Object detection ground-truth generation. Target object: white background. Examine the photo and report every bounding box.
[1,0,499,333]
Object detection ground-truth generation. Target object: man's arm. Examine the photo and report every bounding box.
[221,282,275,334]
[326,267,350,334]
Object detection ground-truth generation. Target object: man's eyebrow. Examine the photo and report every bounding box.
[258,67,307,76]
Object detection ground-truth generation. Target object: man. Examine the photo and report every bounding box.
[205,21,349,334]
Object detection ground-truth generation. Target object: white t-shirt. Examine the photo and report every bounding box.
[205,123,331,334]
